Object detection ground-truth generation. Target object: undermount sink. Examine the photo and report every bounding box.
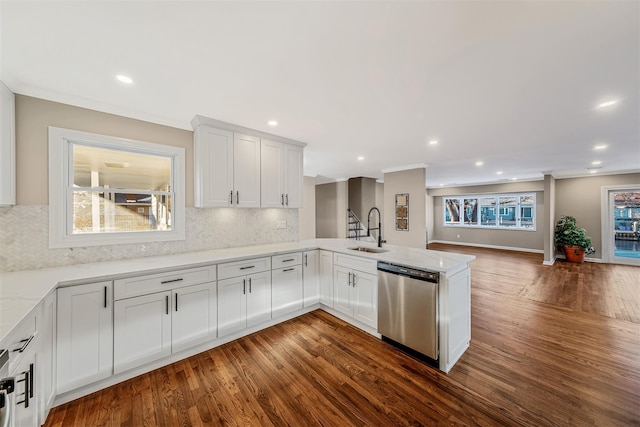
[348,246,389,254]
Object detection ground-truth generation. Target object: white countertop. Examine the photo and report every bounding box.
[0,238,474,345]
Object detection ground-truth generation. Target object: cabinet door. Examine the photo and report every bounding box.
[172,282,217,353]
[333,266,353,317]
[319,250,334,307]
[12,346,37,427]
[303,250,319,307]
[272,265,303,318]
[352,271,378,328]
[260,139,284,208]
[194,126,233,207]
[57,281,113,394]
[218,276,247,337]
[283,144,303,208]
[0,80,15,206]
[246,271,272,328]
[114,292,172,374]
[38,291,56,424]
[233,133,261,207]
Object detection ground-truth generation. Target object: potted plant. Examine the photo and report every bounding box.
[554,215,596,262]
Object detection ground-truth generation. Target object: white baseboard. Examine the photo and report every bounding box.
[542,258,556,266]
[428,240,544,254]
[553,254,603,263]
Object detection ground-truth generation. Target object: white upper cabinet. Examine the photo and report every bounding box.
[192,116,305,209]
[193,126,233,207]
[233,133,261,207]
[261,139,303,208]
[0,80,15,206]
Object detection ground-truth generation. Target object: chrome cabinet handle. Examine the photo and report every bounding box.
[175,293,179,312]
[286,194,289,206]
[282,258,295,263]
[240,265,255,270]
[230,190,233,205]
[304,254,308,267]
[165,295,169,315]
[249,278,252,293]
[236,191,239,205]
[283,268,295,272]
[243,279,246,295]
[161,278,184,284]
[104,286,108,308]
[353,273,357,287]
[29,363,34,399]
[281,194,284,206]
[348,272,352,286]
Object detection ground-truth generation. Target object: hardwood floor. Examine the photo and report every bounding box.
[44,245,640,426]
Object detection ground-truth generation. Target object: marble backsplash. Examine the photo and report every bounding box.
[0,206,299,272]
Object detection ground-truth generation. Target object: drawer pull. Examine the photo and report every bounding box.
[283,268,295,272]
[104,286,108,308]
[13,335,34,353]
[165,295,169,315]
[161,278,184,284]
[243,279,246,295]
[249,278,252,293]
[239,266,255,270]
[282,258,295,263]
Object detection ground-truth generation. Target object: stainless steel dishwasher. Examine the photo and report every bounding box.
[377,262,439,361]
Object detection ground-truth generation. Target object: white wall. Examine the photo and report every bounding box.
[299,176,316,239]
[383,168,426,248]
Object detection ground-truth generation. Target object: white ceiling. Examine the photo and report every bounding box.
[2,1,638,188]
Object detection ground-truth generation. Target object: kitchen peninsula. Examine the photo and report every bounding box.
[0,239,474,424]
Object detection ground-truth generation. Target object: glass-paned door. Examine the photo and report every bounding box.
[608,190,640,265]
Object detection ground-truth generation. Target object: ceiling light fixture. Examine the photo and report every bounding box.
[496,171,503,175]
[511,177,518,181]
[597,100,619,108]
[589,170,598,174]
[591,160,602,165]
[428,140,438,145]
[115,74,133,84]
[475,161,483,166]
[594,144,608,150]
[357,156,364,161]
[267,120,278,127]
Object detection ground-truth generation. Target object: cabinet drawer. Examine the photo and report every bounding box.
[218,257,271,280]
[5,306,38,374]
[333,252,377,274]
[114,265,217,300]
[272,252,302,268]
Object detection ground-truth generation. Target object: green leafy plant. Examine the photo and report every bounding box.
[554,215,596,255]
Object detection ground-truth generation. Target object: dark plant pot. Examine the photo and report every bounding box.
[564,245,585,263]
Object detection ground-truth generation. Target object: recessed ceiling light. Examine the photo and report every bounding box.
[496,171,503,175]
[115,74,133,84]
[589,170,598,174]
[439,183,444,186]
[597,100,619,108]
[428,140,438,145]
[267,120,278,127]
[591,160,602,165]
[475,161,484,166]
[357,156,364,161]
[511,177,518,181]
[594,144,608,150]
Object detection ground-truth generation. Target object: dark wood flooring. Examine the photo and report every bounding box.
[44,245,640,426]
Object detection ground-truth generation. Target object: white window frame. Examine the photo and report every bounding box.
[49,127,185,248]
[443,193,536,231]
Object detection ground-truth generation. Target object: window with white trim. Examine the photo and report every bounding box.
[443,193,536,230]
[49,127,185,248]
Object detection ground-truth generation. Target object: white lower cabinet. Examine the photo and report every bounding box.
[319,250,334,307]
[11,344,37,427]
[302,250,319,307]
[218,271,271,337]
[38,291,56,426]
[113,281,217,374]
[272,265,303,318]
[333,253,378,329]
[56,281,113,395]
[114,291,172,374]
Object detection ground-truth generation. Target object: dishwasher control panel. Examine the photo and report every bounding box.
[377,262,439,283]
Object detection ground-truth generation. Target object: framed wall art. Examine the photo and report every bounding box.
[395,193,409,231]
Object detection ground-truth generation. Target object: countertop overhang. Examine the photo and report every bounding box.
[0,239,474,344]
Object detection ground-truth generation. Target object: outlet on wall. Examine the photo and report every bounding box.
[277,220,287,229]
[456,234,460,239]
